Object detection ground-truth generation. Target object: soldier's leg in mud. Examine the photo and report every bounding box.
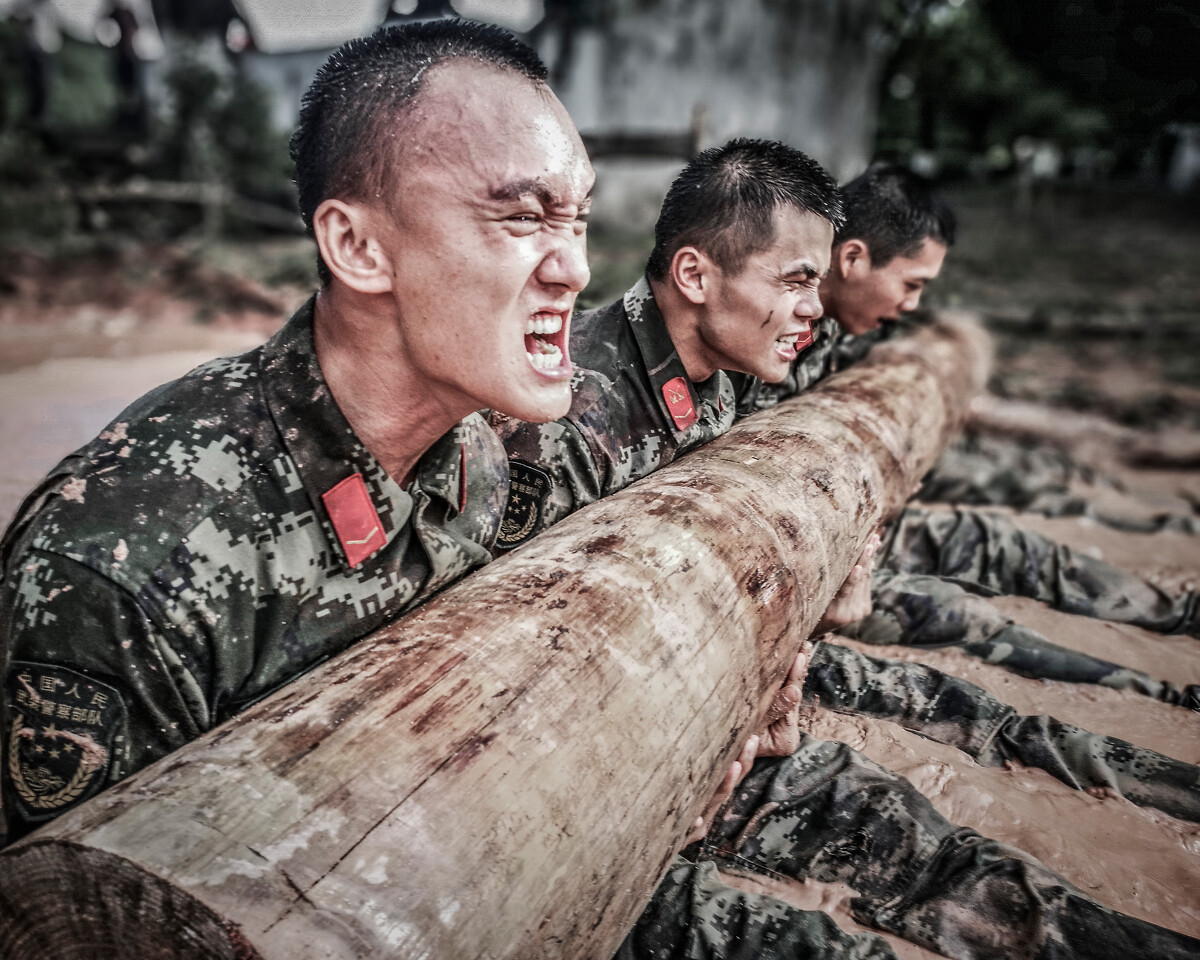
[803,639,1015,755]
[916,433,1077,510]
[700,735,1200,960]
[846,569,1195,705]
[881,507,1199,635]
[804,641,1200,824]
[916,435,1199,533]
[979,714,1200,824]
[613,855,899,960]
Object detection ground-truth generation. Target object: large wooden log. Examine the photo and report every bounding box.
[0,313,991,960]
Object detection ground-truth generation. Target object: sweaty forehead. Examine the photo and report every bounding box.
[400,61,590,197]
[770,207,834,267]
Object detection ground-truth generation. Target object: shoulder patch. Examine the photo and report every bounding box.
[496,460,552,551]
[6,662,126,822]
[661,376,698,430]
[322,473,383,568]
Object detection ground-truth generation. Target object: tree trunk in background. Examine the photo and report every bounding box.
[0,314,991,960]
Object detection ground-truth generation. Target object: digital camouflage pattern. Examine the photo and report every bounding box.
[675,734,1200,960]
[805,641,1200,823]
[879,506,1199,637]
[918,432,1200,535]
[492,277,736,548]
[0,299,509,844]
[845,569,1200,709]
[496,301,1200,958]
[616,855,899,960]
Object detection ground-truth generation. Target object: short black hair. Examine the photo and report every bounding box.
[291,19,548,283]
[646,138,844,281]
[837,163,956,267]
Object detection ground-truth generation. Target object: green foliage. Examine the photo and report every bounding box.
[876,0,1109,170]
[46,34,119,130]
[216,74,293,199]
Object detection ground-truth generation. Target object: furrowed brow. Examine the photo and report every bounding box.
[491,179,593,213]
[784,260,824,280]
[490,178,553,204]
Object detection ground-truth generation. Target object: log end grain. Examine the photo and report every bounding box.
[0,839,259,960]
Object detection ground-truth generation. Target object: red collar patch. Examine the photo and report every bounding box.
[662,376,698,430]
[322,473,383,568]
[796,320,815,351]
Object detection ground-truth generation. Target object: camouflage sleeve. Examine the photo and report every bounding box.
[852,569,1190,703]
[700,736,1200,960]
[882,507,1199,635]
[616,856,900,960]
[2,550,203,845]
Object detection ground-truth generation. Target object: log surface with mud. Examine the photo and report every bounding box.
[0,314,990,960]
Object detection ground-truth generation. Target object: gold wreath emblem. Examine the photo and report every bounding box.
[7,712,96,811]
[498,496,537,545]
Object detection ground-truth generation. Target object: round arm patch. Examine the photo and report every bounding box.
[6,661,127,823]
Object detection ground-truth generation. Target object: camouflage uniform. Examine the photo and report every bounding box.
[918,432,1200,535]
[805,641,1200,822]
[496,293,1193,959]
[740,319,1200,685]
[0,299,509,845]
[744,325,1200,534]
[877,506,1199,637]
[673,734,1200,960]
[844,568,1200,709]
[492,277,735,550]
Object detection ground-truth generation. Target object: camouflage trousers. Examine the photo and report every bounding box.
[619,735,1200,960]
[883,506,1199,636]
[805,641,1200,824]
[847,568,1200,709]
[917,434,1199,535]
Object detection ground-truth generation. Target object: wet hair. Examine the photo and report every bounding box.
[837,163,956,267]
[646,138,844,281]
[291,20,548,282]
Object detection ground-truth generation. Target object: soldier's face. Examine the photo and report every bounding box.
[375,62,594,423]
[829,238,947,336]
[701,206,833,383]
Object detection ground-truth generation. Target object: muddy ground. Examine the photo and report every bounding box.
[0,183,1198,950]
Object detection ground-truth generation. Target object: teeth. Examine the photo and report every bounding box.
[526,313,563,335]
[526,343,564,370]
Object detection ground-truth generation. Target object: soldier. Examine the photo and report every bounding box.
[493,138,844,554]
[0,20,595,845]
[498,145,1198,959]
[739,164,1199,696]
[739,162,1199,536]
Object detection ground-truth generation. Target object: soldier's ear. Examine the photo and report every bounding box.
[670,246,710,305]
[837,239,872,279]
[312,199,393,295]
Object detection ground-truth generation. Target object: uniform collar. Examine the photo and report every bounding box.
[622,276,729,437]
[259,297,480,569]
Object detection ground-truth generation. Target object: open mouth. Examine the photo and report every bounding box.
[524,311,570,375]
[775,319,814,358]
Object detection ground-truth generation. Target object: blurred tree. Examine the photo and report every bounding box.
[876,0,1109,175]
[980,0,1200,171]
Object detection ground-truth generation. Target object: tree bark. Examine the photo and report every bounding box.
[0,313,991,960]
